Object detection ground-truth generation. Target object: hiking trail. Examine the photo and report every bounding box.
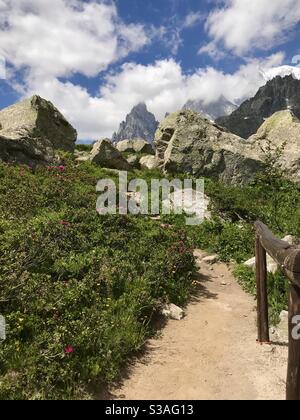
[104,250,288,401]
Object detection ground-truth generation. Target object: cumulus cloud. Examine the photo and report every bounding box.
[183,11,205,28]
[0,0,149,79]
[24,54,285,140]
[0,0,295,141]
[200,0,300,56]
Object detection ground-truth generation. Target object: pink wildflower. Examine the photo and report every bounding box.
[64,346,74,355]
[59,220,71,227]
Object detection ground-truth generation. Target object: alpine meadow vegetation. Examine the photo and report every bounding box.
[0,151,299,399]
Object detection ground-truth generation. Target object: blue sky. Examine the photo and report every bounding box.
[0,0,300,141]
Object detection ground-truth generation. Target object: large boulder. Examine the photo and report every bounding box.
[91,139,132,171]
[116,138,154,155]
[248,110,300,183]
[0,95,77,165]
[155,110,264,185]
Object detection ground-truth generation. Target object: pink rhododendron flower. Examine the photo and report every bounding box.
[64,346,74,355]
[59,220,71,227]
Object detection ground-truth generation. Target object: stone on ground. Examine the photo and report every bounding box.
[161,304,184,321]
[91,139,132,171]
[139,155,159,170]
[116,139,154,155]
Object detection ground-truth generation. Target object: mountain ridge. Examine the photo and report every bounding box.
[216,75,300,139]
[112,103,159,144]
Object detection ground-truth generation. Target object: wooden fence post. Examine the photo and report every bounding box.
[286,284,300,400]
[255,234,270,343]
[254,221,300,399]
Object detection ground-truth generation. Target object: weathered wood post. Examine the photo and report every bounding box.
[254,221,300,400]
[286,284,300,400]
[255,234,269,343]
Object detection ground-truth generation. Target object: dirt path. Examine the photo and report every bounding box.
[106,250,288,401]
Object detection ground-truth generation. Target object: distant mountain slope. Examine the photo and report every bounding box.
[112,103,159,144]
[183,96,237,121]
[216,75,300,139]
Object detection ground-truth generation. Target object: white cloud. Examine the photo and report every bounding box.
[201,0,300,56]
[183,12,205,28]
[0,0,294,141]
[0,0,149,79]
[24,54,285,140]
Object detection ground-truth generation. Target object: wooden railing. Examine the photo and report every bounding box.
[255,221,300,400]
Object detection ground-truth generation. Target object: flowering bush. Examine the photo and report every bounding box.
[0,160,195,400]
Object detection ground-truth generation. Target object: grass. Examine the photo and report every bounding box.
[0,159,195,399]
[0,154,299,399]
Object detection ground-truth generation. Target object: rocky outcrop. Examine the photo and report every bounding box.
[155,110,264,185]
[0,95,77,165]
[183,95,237,121]
[112,103,159,144]
[216,75,300,139]
[126,154,141,169]
[248,110,300,183]
[116,138,154,155]
[139,155,159,170]
[90,138,132,170]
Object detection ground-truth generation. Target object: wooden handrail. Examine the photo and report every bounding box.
[254,221,300,400]
[255,222,300,286]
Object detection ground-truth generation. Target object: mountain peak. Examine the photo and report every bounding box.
[112,103,159,144]
[183,96,237,121]
[216,75,300,138]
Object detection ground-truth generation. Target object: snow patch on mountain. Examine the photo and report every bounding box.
[262,65,300,82]
[182,96,237,122]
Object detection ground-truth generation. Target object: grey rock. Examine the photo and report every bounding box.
[162,304,184,321]
[116,138,154,155]
[112,103,159,144]
[139,155,159,170]
[248,110,300,183]
[202,255,219,265]
[0,95,77,165]
[155,110,264,185]
[91,139,132,171]
[126,154,141,169]
[74,150,90,163]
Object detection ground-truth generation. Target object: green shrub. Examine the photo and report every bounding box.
[75,144,93,152]
[0,162,195,400]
